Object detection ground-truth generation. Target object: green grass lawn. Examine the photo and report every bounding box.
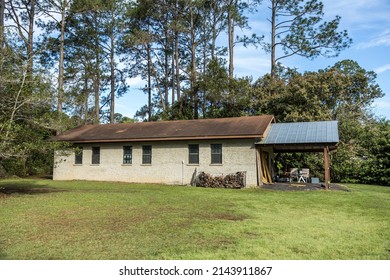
[0,179,389,260]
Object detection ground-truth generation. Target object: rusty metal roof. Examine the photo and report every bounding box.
[53,115,275,143]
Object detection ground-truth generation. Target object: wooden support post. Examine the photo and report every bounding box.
[324,146,330,191]
[256,147,263,187]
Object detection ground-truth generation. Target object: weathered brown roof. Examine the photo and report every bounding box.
[53,115,275,143]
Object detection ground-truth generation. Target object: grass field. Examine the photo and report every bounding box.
[0,179,389,260]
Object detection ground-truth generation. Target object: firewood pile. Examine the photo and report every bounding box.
[196,171,246,189]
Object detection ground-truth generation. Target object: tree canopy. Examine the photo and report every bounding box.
[266,0,352,78]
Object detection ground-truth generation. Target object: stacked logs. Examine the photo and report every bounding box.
[196,171,246,189]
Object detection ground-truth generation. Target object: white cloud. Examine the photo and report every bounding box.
[325,0,385,19]
[233,45,270,76]
[375,100,390,109]
[373,100,390,120]
[374,64,390,74]
[357,30,390,49]
[234,56,270,78]
[126,76,146,89]
[323,0,390,36]
[326,0,381,11]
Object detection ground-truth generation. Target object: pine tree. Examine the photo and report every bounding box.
[266,0,352,78]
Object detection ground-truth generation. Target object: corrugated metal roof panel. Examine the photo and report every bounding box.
[261,121,339,145]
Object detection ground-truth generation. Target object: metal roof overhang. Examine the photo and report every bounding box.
[258,121,339,153]
[258,142,338,153]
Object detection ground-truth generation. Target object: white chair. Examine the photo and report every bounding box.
[298,168,310,183]
[289,168,299,182]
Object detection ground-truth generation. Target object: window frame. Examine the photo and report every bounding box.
[210,144,222,164]
[188,144,199,164]
[74,147,83,165]
[123,146,132,164]
[91,146,100,165]
[142,145,152,165]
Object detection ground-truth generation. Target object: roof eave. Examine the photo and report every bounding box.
[56,134,264,143]
[258,142,339,152]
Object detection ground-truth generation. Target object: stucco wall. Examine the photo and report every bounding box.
[53,139,258,186]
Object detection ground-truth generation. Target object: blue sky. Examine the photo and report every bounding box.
[116,0,390,120]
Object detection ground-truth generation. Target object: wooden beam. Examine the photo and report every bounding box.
[259,143,338,153]
[256,147,263,187]
[324,146,330,191]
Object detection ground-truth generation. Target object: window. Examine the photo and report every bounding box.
[210,144,222,164]
[188,144,199,164]
[92,147,100,164]
[75,147,83,164]
[123,146,132,164]
[142,145,152,164]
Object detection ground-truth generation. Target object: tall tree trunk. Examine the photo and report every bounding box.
[164,31,169,112]
[171,42,175,105]
[202,16,208,118]
[175,25,181,116]
[270,0,277,79]
[147,43,152,122]
[0,0,4,49]
[93,73,99,124]
[57,0,67,114]
[172,0,181,117]
[83,75,89,125]
[227,0,235,79]
[109,29,115,123]
[211,3,217,59]
[93,14,100,124]
[27,0,35,80]
[189,7,198,119]
[202,19,207,75]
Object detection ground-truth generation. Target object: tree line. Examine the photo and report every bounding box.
[0,0,388,185]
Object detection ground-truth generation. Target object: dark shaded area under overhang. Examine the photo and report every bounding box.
[257,121,339,190]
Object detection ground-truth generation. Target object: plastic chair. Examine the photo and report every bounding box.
[298,168,310,183]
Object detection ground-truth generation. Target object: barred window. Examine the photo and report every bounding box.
[92,147,100,165]
[142,145,152,164]
[188,144,199,164]
[75,147,83,164]
[123,146,132,164]
[210,144,222,164]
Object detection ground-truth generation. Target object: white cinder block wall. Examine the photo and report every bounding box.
[53,139,259,186]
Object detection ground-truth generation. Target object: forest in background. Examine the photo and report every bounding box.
[0,0,389,185]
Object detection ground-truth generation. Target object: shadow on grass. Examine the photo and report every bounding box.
[0,181,65,197]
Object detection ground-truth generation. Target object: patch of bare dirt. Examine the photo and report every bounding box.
[260,183,350,192]
[0,184,64,198]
